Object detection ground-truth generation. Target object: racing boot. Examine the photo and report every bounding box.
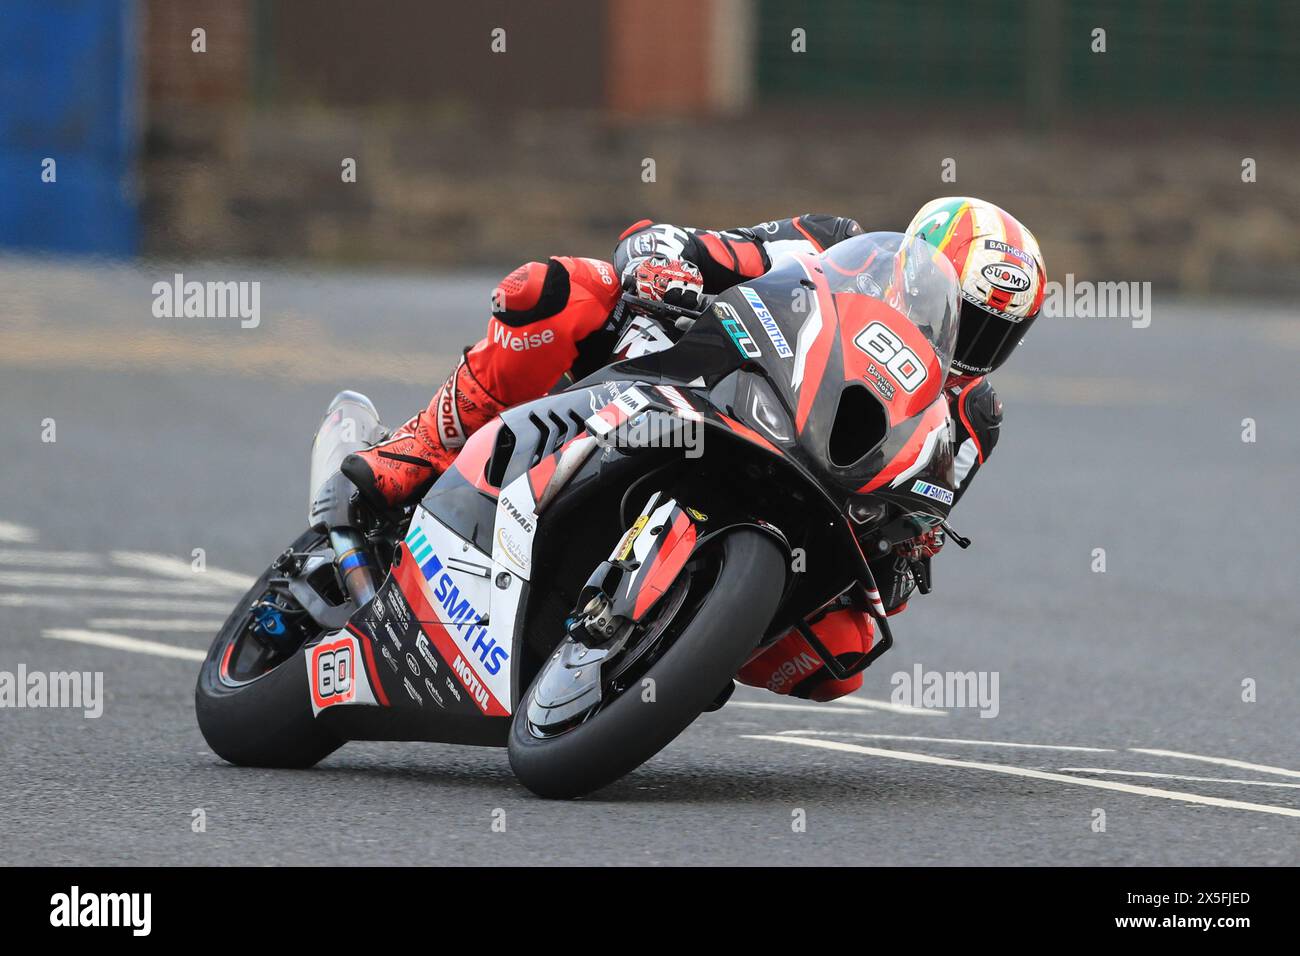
[341,353,504,510]
[736,607,875,702]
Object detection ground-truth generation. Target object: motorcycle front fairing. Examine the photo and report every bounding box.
[606,234,961,523]
[583,233,965,627]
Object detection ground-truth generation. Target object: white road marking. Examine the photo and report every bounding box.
[1059,768,1300,790]
[87,618,224,633]
[774,729,1113,752]
[833,696,949,717]
[1128,748,1300,780]
[0,593,232,613]
[746,735,1300,819]
[0,571,231,595]
[0,521,38,544]
[730,701,875,716]
[110,551,255,591]
[43,628,206,662]
[0,549,102,568]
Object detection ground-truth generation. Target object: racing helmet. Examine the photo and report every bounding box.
[906,197,1046,378]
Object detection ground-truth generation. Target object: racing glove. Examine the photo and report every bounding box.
[625,255,706,312]
[902,529,945,559]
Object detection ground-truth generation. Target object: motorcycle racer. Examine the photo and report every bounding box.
[341,199,1047,703]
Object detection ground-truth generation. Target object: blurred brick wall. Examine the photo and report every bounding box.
[136,1,1300,295]
[260,0,607,108]
[144,0,249,105]
[138,106,1300,295]
[607,0,710,115]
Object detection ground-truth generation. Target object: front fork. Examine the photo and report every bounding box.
[569,491,792,645]
[527,491,748,732]
[570,492,703,643]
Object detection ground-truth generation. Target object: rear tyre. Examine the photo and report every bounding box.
[195,530,342,768]
[508,528,786,798]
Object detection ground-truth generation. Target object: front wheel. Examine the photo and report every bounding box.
[508,527,786,798]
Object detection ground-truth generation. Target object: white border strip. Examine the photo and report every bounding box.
[746,735,1300,819]
[1060,768,1300,790]
[1128,748,1300,780]
[44,628,206,662]
[775,729,1113,752]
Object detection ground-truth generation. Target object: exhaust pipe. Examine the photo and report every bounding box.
[328,527,376,607]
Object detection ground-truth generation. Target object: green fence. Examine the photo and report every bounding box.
[756,0,1299,115]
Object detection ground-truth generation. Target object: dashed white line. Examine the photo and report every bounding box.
[43,628,206,662]
[730,701,875,716]
[0,549,102,568]
[110,551,255,592]
[832,696,949,717]
[773,729,1113,752]
[1128,748,1300,780]
[745,734,1300,819]
[728,696,947,718]
[0,593,232,613]
[0,571,232,595]
[1059,768,1300,789]
[0,521,38,544]
[86,618,224,633]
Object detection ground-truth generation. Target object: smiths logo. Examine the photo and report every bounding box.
[404,525,507,677]
[911,480,954,506]
[404,525,445,583]
[738,286,793,358]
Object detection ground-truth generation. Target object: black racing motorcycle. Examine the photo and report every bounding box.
[196,232,963,798]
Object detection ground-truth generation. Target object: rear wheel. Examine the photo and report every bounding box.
[195,530,342,768]
[508,527,786,798]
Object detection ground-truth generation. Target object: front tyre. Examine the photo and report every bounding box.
[508,528,786,799]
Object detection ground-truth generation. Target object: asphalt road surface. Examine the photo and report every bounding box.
[1,257,1298,866]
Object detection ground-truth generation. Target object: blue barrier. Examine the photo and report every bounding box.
[0,0,138,256]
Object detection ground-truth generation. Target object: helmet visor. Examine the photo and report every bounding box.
[954,296,1036,375]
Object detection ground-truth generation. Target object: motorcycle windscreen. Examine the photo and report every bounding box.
[700,231,959,437]
[817,232,960,375]
[307,392,385,515]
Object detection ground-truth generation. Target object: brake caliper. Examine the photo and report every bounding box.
[252,602,286,637]
[575,593,620,643]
